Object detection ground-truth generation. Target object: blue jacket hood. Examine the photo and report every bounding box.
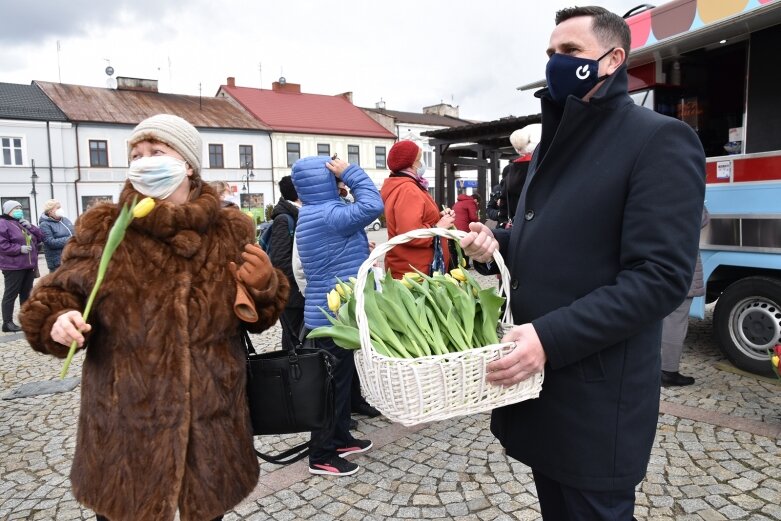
[291,156,339,205]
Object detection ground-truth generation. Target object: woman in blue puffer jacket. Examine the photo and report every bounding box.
[292,155,383,477]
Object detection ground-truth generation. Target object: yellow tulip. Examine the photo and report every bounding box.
[335,284,346,298]
[132,197,155,218]
[450,268,467,282]
[401,278,412,289]
[327,289,341,313]
[403,272,422,282]
[773,355,779,368]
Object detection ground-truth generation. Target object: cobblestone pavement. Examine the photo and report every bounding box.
[1,252,779,520]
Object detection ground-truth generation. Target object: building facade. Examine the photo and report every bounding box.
[218,78,396,189]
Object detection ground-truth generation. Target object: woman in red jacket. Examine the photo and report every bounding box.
[380,140,454,278]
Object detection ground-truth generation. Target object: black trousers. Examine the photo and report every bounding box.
[309,336,354,463]
[533,469,637,521]
[2,269,34,324]
[280,305,304,351]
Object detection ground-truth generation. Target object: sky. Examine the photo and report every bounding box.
[0,0,650,122]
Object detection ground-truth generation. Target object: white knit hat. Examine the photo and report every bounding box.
[509,124,542,155]
[128,114,202,175]
[2,200,21,215]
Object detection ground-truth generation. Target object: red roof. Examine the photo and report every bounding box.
[220,84,395,139]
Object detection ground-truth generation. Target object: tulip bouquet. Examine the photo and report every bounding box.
[59,197,155,378]
[307,265,505,358]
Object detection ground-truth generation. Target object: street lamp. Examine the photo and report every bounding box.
[30,159,39,223]
[242,161,255,209]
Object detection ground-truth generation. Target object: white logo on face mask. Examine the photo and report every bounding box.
[127,155,188,200]
[576,65,591,80]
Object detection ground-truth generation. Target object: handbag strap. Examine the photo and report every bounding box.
[254,441,310,465]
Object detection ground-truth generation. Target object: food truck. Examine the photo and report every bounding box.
[624,0,781,375]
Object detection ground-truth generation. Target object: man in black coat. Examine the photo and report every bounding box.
[268,175,304,350]
[463,6,705,520]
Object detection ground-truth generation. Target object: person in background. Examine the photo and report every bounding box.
[453,192,480,268]
[209,180,238,208]
[486,126,540,229]
[39,199,75,272]
[20,114,288,521]
[381,140,454,278]
[268,175,305,350]
[462,7,705,519]
[661,207,710,386]
[0,200,43,332]
[292,154,383,477]
[485,168,508,228]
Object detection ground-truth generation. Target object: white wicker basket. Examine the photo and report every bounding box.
[353,227,543,426]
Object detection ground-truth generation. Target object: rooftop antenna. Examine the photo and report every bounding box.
[199,82,202,110]
[168,56,172,86]
[259,62,262,89]
[56,41,62,83]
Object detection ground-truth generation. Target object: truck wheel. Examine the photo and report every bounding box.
[713,276,780,376]
[373,222,381,231]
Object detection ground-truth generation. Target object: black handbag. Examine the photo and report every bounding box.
[243,316,335,464]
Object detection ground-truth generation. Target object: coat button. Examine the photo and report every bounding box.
[511,279,519,290]
[524,210,535,221]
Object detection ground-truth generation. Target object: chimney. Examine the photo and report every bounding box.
[227,76,236,87]
[338,91,353,104]
[375,98,386,110]
[116,77,158,93]
[271,78,301,94]
[422,103,460,118]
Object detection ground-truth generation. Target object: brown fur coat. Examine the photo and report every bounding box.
[20,183,288,521]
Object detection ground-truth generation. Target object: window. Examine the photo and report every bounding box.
[287,142,300,166]
[424,150,434,167]
[375,146,386,169]
[1,137,23,166]
[0,197,30,219]
[82,195,113,211]
[348,145,360,165]
[209,144,224,168]
[89,140,108,167]
[239,145,253,168]
[317,143,330,157]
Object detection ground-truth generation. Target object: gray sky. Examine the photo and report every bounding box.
[0,0,649,122]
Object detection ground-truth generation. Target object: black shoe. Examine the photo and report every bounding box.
[309,455,360,476]
[336,438,373,458]
[661,370,694,387]
[352,401,381,418]
[2,322,21,332]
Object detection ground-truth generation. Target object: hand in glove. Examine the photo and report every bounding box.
[18,219,31,228]
[20,245,31,254]
[228,244,274,290]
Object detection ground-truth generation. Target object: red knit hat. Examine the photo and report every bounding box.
[387,140,421,172]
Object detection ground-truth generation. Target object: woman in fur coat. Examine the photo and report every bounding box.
[20,114,288,521]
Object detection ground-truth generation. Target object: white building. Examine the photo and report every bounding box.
[0,82,73,224]
[34,78,272,219]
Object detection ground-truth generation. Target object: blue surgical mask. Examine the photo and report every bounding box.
[11,209,23,220]
[545,48,614,106]
[127,155,188,200]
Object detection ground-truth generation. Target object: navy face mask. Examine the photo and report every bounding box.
[545,48,615,105]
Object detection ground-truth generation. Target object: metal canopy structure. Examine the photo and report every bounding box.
[422,114,541,215]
